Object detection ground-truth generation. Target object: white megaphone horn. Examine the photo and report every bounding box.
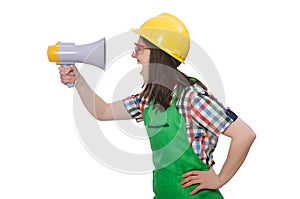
[47,38,106,87]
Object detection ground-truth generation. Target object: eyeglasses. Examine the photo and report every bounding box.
[133,43,151,55]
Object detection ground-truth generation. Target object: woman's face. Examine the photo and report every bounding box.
[132,37,151,82]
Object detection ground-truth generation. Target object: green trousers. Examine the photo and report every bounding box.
[144,99,224,199]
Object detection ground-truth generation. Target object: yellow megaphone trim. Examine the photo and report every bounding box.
[47,42,60,64]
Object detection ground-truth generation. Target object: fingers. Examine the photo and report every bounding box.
[60,72,76,85]
[180,171,202,188]
[190,184,205,195]
[182,170,199,178]
[180,171,206,195]
[58,65,78,86]
[180,168,221,195]
[58,65,77,75]
[180,170,204,195]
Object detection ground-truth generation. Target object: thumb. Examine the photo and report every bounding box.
[65,65,77,74]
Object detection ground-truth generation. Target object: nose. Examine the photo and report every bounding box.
[131,51,137,58]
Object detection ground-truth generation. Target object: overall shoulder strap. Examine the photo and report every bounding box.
[170,83,183,108]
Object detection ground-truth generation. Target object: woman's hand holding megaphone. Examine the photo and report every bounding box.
[59,65,80,87]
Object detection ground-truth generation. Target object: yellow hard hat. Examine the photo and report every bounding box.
[131,13,190,63]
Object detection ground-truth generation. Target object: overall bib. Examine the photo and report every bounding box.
[143,97,224,199]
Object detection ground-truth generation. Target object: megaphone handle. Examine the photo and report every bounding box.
[62,64,74,88]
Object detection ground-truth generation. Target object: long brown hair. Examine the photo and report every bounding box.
[141,38,207,109]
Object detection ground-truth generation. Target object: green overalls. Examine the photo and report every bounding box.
[143,95,224,199]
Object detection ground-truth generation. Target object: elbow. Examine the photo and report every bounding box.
[85,107,105,121]
[87,108,104,121]
[94,115,109,121]
[95,111,107,121]
[240,119,257,143]
[95,115,104,121]
[246,129,256,144]
[251,130,257,140]
[87,111,103,121]
[226,118,256,146]
[94,104,111,121]
[232,129,256,149]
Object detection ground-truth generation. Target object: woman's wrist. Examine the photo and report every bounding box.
[74,72,83,88]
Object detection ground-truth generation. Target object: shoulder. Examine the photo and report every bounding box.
[177,83,229,116]
[178,83,208,102]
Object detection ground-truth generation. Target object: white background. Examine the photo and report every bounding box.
[1,0,299,198]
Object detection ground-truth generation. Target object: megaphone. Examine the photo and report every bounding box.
[47,38,106,87]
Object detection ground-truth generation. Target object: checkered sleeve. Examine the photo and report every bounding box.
[122,93,143,122]
[190,90,234,135]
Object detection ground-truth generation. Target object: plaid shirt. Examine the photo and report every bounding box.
[123,83,236,166]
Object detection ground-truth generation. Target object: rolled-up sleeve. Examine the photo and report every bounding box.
[190,91,236,135]
[122,94,143,122]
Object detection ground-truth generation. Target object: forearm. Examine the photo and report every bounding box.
[218,119,256,187]
[75,73,107,120]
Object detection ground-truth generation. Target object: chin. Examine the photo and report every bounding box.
[142,77,148,82]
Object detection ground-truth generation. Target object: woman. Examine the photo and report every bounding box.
[59,13,256,198]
